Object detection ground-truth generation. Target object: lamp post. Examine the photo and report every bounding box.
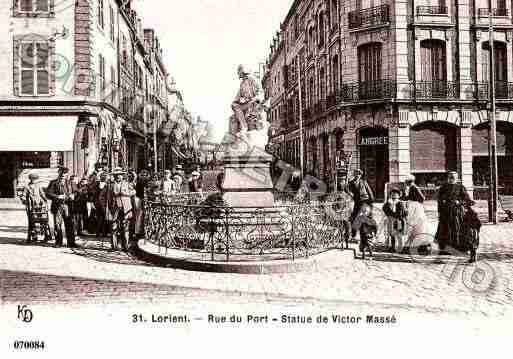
[488,0,499,224]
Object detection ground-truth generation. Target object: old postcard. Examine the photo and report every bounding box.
[1,0,512,357]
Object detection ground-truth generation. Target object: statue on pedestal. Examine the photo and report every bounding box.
[229,65,269,150]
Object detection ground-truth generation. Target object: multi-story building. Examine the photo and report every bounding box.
[263,0,513,200]
[0,0,171,198]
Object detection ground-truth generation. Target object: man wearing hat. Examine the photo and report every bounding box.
[188,170,203,193]
[47,167,76,247]
[21,172,48,242]
[111,168,136,251]
[348,169,375,241]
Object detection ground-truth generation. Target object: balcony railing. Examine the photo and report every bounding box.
[475,81,513,100]
[416,6,448,15]
[413,81,459,99]
[339,80,397,101]
[478,8,509,17]
[348,5,390,30]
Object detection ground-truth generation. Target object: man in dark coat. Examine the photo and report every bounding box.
[46,167,76,248]
[435,171,473,254]
[348,169,375,240]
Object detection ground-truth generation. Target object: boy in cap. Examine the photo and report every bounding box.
[21,173,48,243]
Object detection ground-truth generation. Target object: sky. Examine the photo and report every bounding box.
[133,0,294,142]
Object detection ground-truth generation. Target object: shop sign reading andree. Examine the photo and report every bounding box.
[359,136,388,146]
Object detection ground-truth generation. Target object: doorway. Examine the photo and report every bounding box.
[0,153,15,197]
[359,127,389,200]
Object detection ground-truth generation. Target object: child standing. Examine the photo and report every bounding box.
[352,204,378,259]
[382,189,408,253]
[463,204,481,263]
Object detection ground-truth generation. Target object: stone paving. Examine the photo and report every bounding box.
[1,201,512,323]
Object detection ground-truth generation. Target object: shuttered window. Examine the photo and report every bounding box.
[19,41,50,96]
[410,123,457,172]
[332,56,339,92]
[319,67,326,101]
[98,54,105,98]
[358,42,381,83]
[482,41,507,82]
[420,40,447,82]
[472,123,513,155]
[98,0,104,29]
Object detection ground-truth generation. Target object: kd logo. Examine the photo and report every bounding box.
[17,305,33,323]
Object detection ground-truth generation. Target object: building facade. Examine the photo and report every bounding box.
[0,0,171,197]
[263,0,513,200]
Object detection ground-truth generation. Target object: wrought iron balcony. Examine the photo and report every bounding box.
[348,5,390,30]
[475,81,513,100]
[413,81,459,99]
[416,6,448,15]
[339,80,397,101]
[478,8,509,16]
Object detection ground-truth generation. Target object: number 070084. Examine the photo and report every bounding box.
[13,340,45,350]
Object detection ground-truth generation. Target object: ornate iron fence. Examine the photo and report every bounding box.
[413,81,459,99]
[348,5,390,30]
[416,6,448,15]
[474,81,513,100]
[478,8,509,17]
[143,191,353,262]
[339,80,398,101]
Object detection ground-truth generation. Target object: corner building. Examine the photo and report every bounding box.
[263,0,513,200]
[0,0,169,198]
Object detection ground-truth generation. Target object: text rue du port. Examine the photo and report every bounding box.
[208,314,397,325]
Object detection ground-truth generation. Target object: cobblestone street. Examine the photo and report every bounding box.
[1,200,513,358]
[1,201,512,319]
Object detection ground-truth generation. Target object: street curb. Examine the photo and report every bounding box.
[134,240,356,274]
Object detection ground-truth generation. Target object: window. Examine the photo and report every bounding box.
[110,66,116,104]
[308,77,315,107]
[98,0,104,29]
[19,41,50,96]
[109,6,115,42]
[420,40,447,82]
[19,0,49,12]
[319,67,326,101]
[358,42,381,83]
[122,35,128,67]
[318,12,325,48]
[98,54,105,98]
[482,41,507,82]
[332,0,339,26]
[332,56,339,92]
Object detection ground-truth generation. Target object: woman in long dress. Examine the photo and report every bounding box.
[434,171,473,253]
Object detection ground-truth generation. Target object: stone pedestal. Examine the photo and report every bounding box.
[222,147,274,208]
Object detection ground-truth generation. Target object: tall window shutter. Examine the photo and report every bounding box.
[13,39,20,96]
[49,38,55,95]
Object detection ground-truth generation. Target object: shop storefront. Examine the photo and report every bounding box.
[358,127,389,200]
[472,121,513,197]
[0,115,78,197]
[409,122,457,195]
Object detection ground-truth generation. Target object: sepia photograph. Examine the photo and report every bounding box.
[1,0,512,357]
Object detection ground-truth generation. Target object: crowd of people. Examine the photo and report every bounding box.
[20,163,482,263]
[20,164,204,251]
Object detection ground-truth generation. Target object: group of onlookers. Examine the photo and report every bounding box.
[345,170,480,263]
[20,164,203,251]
